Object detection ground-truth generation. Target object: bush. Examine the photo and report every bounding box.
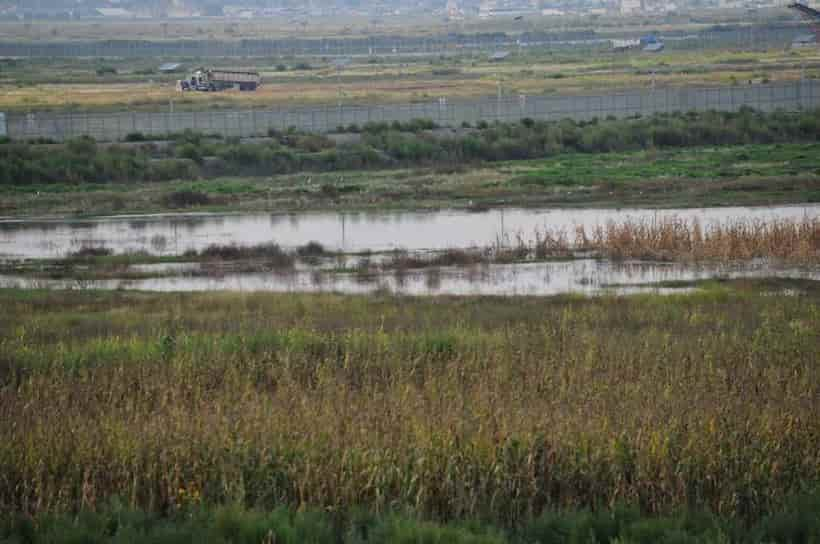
[95,65,117,76]
[296,241,328,257]
[176,142,204,163]
[1,110,819,188]
[198,243,294,267]
[124,132,147,142]
[148,159,199,182]
[68,246,113,258]
[164,189,211,208]
[66,136,97,156]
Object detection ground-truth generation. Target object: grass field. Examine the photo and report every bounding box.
[2,142,818,217]
[0,282,818,540]
[1,47,817,112]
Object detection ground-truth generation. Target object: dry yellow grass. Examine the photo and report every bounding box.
[0,46,816,111]
[0,70,812,112]
[517,216,820,263]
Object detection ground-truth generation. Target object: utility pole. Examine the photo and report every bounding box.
[337,66,343,124]
[496,77,502,121]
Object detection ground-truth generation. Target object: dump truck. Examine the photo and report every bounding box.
[788,3,820,43]
[177,68,261,92]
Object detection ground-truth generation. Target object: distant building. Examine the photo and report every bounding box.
[620,0,643,13]
[447,0,465,19]
[479,0,539,17]
[479,0,495,17]
[95,8,136,18]
[159,62,184,73]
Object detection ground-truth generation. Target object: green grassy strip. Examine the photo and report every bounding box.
[1,108,819,188]
[2,493,820,544]
[510,142,820,188]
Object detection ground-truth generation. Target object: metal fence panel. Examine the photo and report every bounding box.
[6,80,820,143]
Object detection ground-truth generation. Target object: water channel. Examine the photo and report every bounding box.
[1,205,817,260]
[1,205,817,296]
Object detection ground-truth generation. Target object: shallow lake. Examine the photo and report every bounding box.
[1,205,818,260]
[1,260,816,297]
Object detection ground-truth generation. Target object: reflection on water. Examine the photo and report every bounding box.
[1,260,816,297]
[1,205,818,260]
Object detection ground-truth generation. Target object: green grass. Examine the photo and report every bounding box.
[3,493,820,543]
[511,143,820,188]
[1,142,818,218]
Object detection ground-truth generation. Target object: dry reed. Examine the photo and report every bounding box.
[516,216,820,264]
[0,289,818,526]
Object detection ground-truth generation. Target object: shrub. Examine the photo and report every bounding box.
[66,136,97,156]
[198,243,295,267]
[68,246,113,258]
[95,65,117,76]
[296,241,328,257]
[176,142,204,163]
[164,189,211,208]
[2,110,820,188]
[148,159,199,182]
[123,132,147,142]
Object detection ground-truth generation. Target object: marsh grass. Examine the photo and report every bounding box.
[579,215,820,263]
[0,287,818,532]
[382,216,820,271]
[491,216,820,264]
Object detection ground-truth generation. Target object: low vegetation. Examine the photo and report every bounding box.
[3,493,820,543]
[0,286,818,540]
[1,108,819,188]
[1,144,818,217]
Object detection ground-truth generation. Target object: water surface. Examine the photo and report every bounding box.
[1,260,815,297]
[1,205,817,260]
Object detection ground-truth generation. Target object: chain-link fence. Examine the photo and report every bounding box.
[5,80,819,142]
[0,23,807,58]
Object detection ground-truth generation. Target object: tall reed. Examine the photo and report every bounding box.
[0,289,818,526]
[511,216,820,263]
